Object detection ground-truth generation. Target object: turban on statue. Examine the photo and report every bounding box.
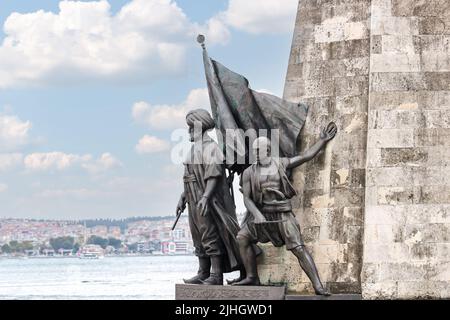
[186,109,215,130]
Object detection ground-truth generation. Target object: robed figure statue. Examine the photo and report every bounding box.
[175,109,242,285]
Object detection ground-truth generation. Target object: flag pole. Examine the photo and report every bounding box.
[197,34,245,165]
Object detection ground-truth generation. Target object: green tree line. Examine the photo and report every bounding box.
[87,235,122,249]
[1,240,34,253]
[1,235,122,254]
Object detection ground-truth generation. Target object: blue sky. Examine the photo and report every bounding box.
[0,0,298,219]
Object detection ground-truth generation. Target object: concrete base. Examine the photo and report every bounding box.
[285,294,362,300]
[175,284,286,300]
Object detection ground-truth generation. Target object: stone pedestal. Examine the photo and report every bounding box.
[175,284,286,300]
[286,294,362,300]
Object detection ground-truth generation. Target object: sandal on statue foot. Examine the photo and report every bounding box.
[226,276,245,285]
[183,273,209,285]
[315,287,331,296]
[231,277,260,286]
[201,274,223,285]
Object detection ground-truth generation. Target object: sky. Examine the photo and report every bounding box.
[0,0,298,220]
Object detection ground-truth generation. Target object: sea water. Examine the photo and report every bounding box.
[0,255,238,300]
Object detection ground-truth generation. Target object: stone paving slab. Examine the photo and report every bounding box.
[175,284,286,300]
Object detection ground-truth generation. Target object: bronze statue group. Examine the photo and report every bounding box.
[173,36,337,296]
[175,109,336,296]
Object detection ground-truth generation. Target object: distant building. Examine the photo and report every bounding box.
[136,242,153,254]
[108,226,121,239]
[42,249,55,256]
[161,240,193,255]
[58,249,73,256]
[24,249,40,256]
[89,225,108,237]
[0,216,195,256]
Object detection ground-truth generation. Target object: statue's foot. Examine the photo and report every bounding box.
[201,273,223,285]
[231,277,260,286]
[314,286,331,296]
[183,273,210,285]
[226,276,245,285]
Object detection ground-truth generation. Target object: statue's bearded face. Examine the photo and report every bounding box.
[188,125,203,142]
[252,137,271,165]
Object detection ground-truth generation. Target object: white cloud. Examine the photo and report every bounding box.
[132,88,209,129]
[204,16,231,44]
[82,152,122,174]
[0,0,230,88]
[0,153,23,171]
[0,0,299,88]
[135,135,170,154]
[0,183,7,193]
[23,151,121,173]
[0,115,32,151]
[24,152,92,171]
[220,0,298,34]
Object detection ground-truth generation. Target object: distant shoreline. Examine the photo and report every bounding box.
[0,254,195,260]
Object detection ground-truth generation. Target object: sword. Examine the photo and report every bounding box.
[172,198,186,230]
[172,210,183,231]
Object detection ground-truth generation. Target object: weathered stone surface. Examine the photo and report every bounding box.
[363,0,450,299]
[175,284,286,300]
[419,17,450,35]
[367,129,414,148]
[414,128,450,147]
[277,0,371,295]
[392,0,450,18]
[282,0,450,299]
[380,148,428,166]
[285,294,362,300]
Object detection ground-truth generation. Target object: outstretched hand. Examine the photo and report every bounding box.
[320,122,337,142]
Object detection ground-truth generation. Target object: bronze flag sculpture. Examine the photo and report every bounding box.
[198,34,308,174]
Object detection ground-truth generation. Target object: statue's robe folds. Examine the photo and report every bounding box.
[183,135,242,273]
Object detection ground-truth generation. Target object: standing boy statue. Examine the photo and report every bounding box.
[232,122,337,296]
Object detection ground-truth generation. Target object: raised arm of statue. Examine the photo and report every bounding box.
[242,172,267,224]
[287,122,337,169]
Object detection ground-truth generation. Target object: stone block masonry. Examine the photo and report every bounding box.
[257,0,450,298]
[363,0,450,299]
[278,0,372,295]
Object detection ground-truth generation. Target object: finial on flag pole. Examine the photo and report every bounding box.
[197,34,206,49]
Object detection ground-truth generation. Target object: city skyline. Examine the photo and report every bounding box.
[0,0,298,219]
[0,215,194,249]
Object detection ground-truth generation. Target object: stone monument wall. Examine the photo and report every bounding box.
[264,0,372,294]
[259,0,450,298]
[362,0,450,299]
